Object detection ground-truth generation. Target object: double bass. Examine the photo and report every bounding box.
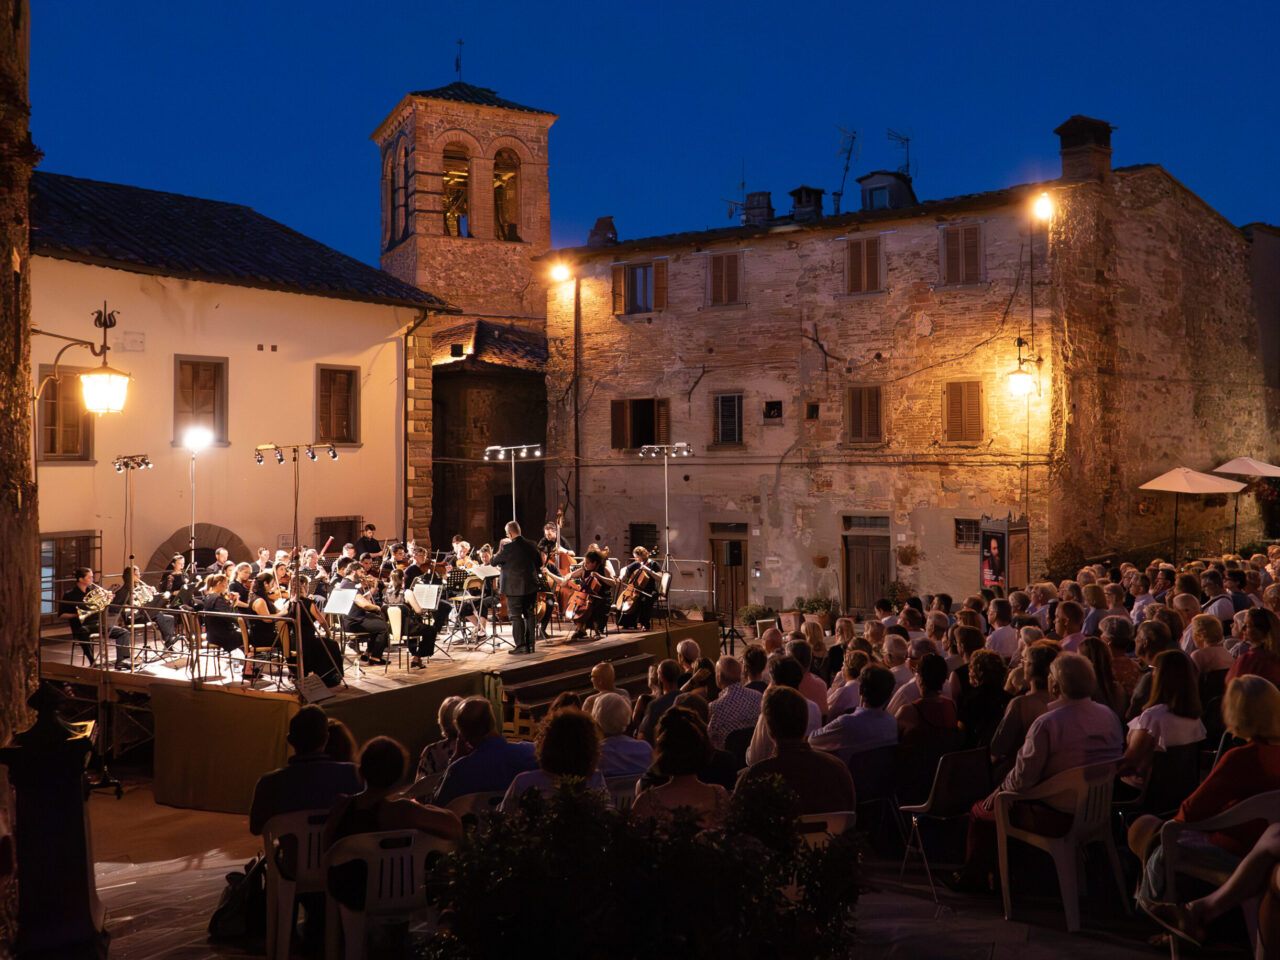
[549,505,575,617]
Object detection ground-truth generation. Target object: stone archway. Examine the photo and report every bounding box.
[146,523,252,574]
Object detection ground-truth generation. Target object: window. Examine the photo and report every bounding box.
[443,145,470,237]
[844,514,890,531]
[762,400,783,423]
[844,385,883,443]
[174,356,228,442]
[39,530,100,622]
[493,149,521,241]
[805,402,820,421]
[708,252,741,305]
[610,398,669,449]
[394,143,409,243]
[942,224,982,284]
[628,523,659,553]
[314,515,363,553]
[611,260,667,314]
[846,236,882,294]
[37,366,92,461]
[954,519,981,549]
[317,365,359,444]
[866,186,890,210]
[712,393,743,445]
[943,380,983,442]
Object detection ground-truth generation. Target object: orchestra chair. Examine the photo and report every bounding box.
[994,761,1129,933]
[653,572,673,621]
[1159,788,1280,960]
[898,747,993,902]
[323,830,455,960]
[797,810,857,848]
[262,809,330,960]
[179,610,225,680]
[386,605,404,670]
[240,617,286,689]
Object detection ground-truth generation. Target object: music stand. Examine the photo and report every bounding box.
[443,569,479,648]
[411,583,453,661]
[323,588,361,676]
[471,565,510,653]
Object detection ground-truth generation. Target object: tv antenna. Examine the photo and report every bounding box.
[831,126,859,214]
[887,128,913,177]
[455,38,464,81]
[720,158,746,222]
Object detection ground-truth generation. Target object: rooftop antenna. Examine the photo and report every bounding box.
[831,126,859,215]
[455,38,464,81]
[719,158,746,222]
[887,128,912,177]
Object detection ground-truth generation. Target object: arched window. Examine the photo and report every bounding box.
[493,149,521,241]
[381,151,394,251]
[442,145,470,237]
[392,144,407,242]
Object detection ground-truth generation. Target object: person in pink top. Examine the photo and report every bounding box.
[1054,600,1086,652]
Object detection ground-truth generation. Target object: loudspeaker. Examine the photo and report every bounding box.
[722,540,743,567]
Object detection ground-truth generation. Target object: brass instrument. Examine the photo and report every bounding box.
[131,578,158,606]
[78,584,113,622]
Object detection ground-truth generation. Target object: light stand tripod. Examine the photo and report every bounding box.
[720,547,744,655]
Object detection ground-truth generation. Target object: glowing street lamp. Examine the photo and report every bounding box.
[550,263,571,283]
[184,426,214,570]
[483,443,543,522]
[1034,191,1053,222]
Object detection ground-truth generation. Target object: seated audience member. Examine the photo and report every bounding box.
[959,650,1010,750]
[826,649,869,718]
[900,605,928,641]
[1227,607,1280,687]
[1101,615,1142,700]
[989,642,1059,777]
[874,598,896,624]
[1201,569,1235,622]
[809,664,899,763]
[325,719,359,764]
[1129,574,1155,624]
[895,653,959,756]
[632,707,730,828]
[799,619,833,685]
[638,658,683,743]
[707,655,763,749]
[1190,613,1234,676]
[434,697,538,804]
[417,695,465,780]
[1120,650,1205,783]
[985,599,1017,661]
[924,611,955,670]
[675,638,701,686]
[745,656,822,764]
[628,664,662,736]
[1150,605,1188,659]
[736,686,855,816]
[1168,593,1200,654]
[950,654,1124,891]
[1004,631,1053,694]
[759,626,784,656]
[593,692,654,777]
[583,661,630,716]
[680,656,718,701]
[1127,620,1178,721]
[249,705,362,835]
[1080,636,1127,718]
[862,618,887,655]
[1129,675,1280,916]
[1053,600,1086,651]
[830,616,857,659]
[1227,608,1251,656]
[1082,583,1109,637]
[1102,582,1130,621]
[886,637,943,715]
[786,639,829,717]
[883,632,912,689]
[501,708,606,811]
[945,625,988,706]
[742,644,769,693]
[1008,590,1032,620]
[665,693,739,788]
[549,691,582,712]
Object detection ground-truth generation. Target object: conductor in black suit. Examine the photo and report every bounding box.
[492,521,542,654]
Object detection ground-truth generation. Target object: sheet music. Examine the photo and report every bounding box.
[473,564,500,579]
[413,583,441,609]
[323,588,358,616]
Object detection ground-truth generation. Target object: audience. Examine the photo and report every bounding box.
[787,638,829,717]
[637,658,683,743]
[745,656,822,764]
[1079,635,1127,718]
[809,664,899,763]
[706,655,763,749]
[958,650,1010,749]
[1189,613,1234,675]
[826,648,869,718]
[501,707,606,811]
[1119,650,1205,784]
[632,707,730,828]
[417,695,465,780]
[592,691,653,777]
[742,644,769,692]
[1227,606,1280,687]
[249,705,362,836]
[582,661,629,715]
[989,642,1058,777]
[434,697,538,804]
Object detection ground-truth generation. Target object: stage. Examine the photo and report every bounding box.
[39,618,722,815]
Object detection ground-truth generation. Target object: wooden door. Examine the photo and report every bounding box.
[709,538,748,621]
[844,535,891,613]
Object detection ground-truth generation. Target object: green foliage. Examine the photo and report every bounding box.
[798,596,839,616]
[1040,538,1086,583]
[738,603,774,626]
[884,579,914,605]
[422,777,861,960]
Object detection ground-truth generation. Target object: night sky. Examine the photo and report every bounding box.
[30,0,1278,267]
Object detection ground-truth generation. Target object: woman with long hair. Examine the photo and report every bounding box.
[632,707,729,828]
[1227,606,1280,687]
[1120,650,1204,782]
[1079,636,1126,718]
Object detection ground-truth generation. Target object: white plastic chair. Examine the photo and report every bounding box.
[995,760,1129,932]
[606,775,640,811]
[1160,788,1280,960]
[323,829,455,960]
[797,810,857,848]
[261,808,331,960]
[445,790,505,825]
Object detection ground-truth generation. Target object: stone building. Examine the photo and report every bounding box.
[543,116,1280,616]
[371,82,555,549]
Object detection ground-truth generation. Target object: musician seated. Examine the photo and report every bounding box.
[337,567,390,664]
[383,570,436,668]
[60,567,129,668]
[204,546,232,577]
[616,547,661,631]
[202,574,243,653]
[110,566,177,650]
[160,554,196,607]
[557,549,612,641]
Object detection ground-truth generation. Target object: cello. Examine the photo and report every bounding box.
[549,505,575,617]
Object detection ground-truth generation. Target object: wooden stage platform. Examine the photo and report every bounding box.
[39,619,721,815]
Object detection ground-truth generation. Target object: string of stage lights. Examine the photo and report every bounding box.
[254,443,339,465]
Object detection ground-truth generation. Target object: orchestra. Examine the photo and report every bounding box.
[53,513,665,681]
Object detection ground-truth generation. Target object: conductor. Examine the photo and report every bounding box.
[492,521,543,655]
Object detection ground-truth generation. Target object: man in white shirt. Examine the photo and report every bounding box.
[985,598,1018,660]
[1053,600,1086,653]
[1170,592,1201,655]
[899,605,928,642]
[809,665,898,763]
[582,661,631,716]
[885,637,942,715]
[883,632,912,690]
[745,656,821,764]
[707,656,762,749]
[1129,574,1155,625]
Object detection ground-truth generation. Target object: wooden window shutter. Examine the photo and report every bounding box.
[945,382,965,441]
[865,385,882,440]
[963,381,983,440]
[944,228,961,285]
[612,264,625,314]
[710,255,724,305]
[864,236,880,292]
[656,398,670,444]
[962,225,981,283]
[847,387,864,441]
[846,240,863,294]
[610,399,628,449]
[653,260,667,310]
[725,253,739,303]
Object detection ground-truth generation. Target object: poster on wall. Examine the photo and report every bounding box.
[979,514,1030,594]
[980,531,1007,591]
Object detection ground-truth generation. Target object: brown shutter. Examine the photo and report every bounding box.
[865,236,880,293]
[964,381,983,441]
[726,254,740,304]
[612,264,625,314]
[656,398,670,444]
[653,260,667,310]
[866,386,882,440]
[962,225,981,283]
[847,240,863,294]
[847,387,864,441]
[944,228,961,285]
[945,382,965,441]
[710,255,724,305]
[610,399,628,449]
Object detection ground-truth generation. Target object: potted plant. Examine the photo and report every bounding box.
[801,596,837,632]
[737,603,773,639]
[778,597,804,634]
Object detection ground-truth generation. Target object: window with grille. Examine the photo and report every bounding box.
[954,519,981,549]
[846,236,882,294]
[942,224,982,284]
[36,366,92,461]
[943,380,983,442]
[610,398,670,449]
[708,253,742,305]
[314,516,363,553]
[174,356,228,442]
[844,515,890,531]
[845,385,883,443]
[628,523,660,553]
[712,393,743,445]
[40,530,100,621]
[612,260,668,314]
[317,365,359,444]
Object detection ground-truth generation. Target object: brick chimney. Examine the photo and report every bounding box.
[1054,115,1114,181]
[789,185,825,223]
[744,191,773,226]
[587,216,617,248]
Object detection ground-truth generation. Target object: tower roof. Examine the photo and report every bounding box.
[410,81,555,116]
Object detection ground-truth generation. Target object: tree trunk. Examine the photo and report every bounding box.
[0,0,39,947]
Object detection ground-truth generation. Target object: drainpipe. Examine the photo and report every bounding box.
[572,276,582,545]
[403,307,433,546]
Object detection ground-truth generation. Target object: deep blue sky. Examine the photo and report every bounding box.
[31,1,1278,266]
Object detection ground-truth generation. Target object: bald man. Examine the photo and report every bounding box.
[582,660,630,715]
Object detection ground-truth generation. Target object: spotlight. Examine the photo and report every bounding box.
[274,449,285,465]
[254,451,264,465]
[484,451,490,461]
[114,462,124,473]
[497,450,505,459]
[306,446,317,461]
[327,447,338,461]
[533,448,542,457]
[520,447,528,458]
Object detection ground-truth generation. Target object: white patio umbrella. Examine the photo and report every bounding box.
[1139,468,1246,560]
[1214,457,1280,552]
